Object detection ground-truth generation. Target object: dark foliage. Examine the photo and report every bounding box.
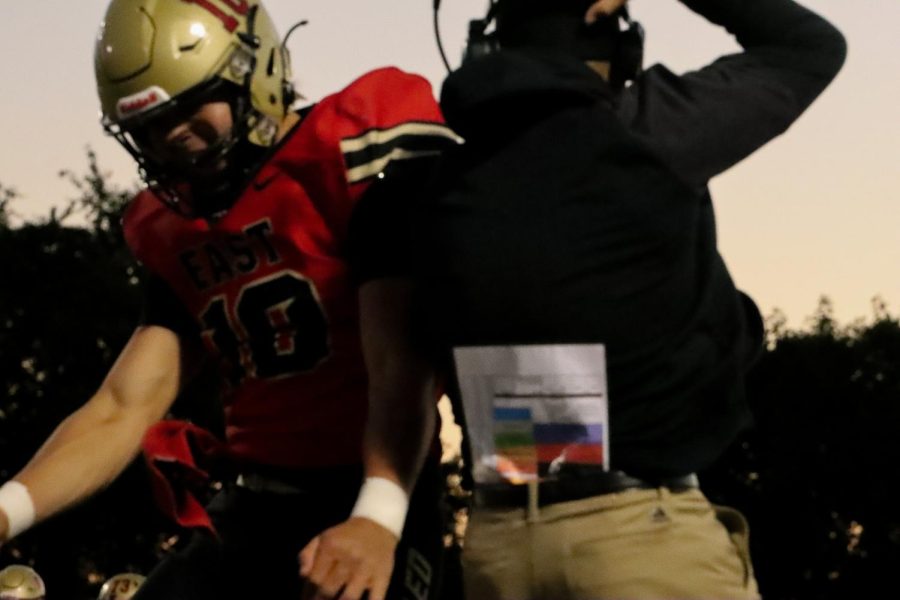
[0,153,182,598]
[702,299,900,599]
[1,155,898,598]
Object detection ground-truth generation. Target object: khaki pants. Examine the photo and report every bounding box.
[462,487,759,600]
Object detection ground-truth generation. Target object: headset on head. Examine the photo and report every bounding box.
[461,0,645,87]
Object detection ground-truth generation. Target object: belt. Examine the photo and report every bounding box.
[473,471,699,508]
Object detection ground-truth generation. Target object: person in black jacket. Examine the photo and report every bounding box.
[401,0,847,597]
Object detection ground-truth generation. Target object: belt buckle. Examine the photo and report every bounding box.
[236,473,305,495]
[473,480,540,518]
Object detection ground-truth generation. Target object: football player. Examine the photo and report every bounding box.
[0,1,459,598]
[0,565,45,600]
[98,573,145,600]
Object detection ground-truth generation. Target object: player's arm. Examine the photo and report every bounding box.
[357,278,438,496]
[0,324,185,542]
[300,152,440,599]
[300,278,437,600]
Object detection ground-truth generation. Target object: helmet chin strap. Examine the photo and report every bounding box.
[188,137,270,219]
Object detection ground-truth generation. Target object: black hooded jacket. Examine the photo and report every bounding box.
[403,0,846,476]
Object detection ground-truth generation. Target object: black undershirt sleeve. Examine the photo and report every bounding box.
[619,0,847,187]
[140,273,200,339]
[346,157,437,286]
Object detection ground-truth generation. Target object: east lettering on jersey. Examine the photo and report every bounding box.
[178,220,281,291]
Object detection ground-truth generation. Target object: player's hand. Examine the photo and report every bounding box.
[585,0,630,24]
[299,517,398,600]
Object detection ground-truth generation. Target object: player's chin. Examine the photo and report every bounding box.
[171,154,229,179]
[193,160,229,178]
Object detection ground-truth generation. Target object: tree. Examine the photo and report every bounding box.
[3,154,899,598]
[0,185,16,229]
[702,297,900,599]
[0,153,180,598]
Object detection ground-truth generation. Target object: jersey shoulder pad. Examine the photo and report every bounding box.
[337,67,442,125]
[325,67,463,186]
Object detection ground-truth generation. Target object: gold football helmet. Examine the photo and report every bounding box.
[0,565,45,600]
[97,573,146,600]
[94,0,294,202]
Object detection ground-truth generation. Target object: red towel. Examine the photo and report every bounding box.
[141,420,231,534]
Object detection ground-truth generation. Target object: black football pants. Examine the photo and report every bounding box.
[131,461,448,600]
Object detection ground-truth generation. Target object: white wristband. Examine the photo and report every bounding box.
[0,481,36,540]
[350,477,409,538]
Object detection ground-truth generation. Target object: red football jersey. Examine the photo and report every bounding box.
[124,68,459,468]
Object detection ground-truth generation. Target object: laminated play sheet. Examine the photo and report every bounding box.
[453,344,609,485]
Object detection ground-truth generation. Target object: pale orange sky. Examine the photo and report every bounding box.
[1,1,897,328]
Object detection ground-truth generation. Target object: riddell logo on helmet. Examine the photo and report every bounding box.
[116,86,171,120]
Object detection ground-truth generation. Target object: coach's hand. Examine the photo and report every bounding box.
[299,516,398,600]
[585,0,630,24]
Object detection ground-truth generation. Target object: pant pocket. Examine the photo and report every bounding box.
[713,504,756,590]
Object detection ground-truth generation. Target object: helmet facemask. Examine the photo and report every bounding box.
[103,59,273,218]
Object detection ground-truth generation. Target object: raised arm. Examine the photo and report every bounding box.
[0,325,185,542]
[621,0,848,186]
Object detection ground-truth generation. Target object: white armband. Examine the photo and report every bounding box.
[0,481,36,540]
[350,477,409,538]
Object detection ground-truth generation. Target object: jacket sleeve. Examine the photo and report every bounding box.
[619,0,847,187]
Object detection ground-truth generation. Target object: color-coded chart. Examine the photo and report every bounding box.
[454,344,609,485]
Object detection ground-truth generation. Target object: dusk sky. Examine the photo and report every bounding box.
[1,1,897,328]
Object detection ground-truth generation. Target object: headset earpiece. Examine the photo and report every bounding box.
[610,9,645,87]
[463,18,500,64]
[462,2,645,82]
[463,1,499,64]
